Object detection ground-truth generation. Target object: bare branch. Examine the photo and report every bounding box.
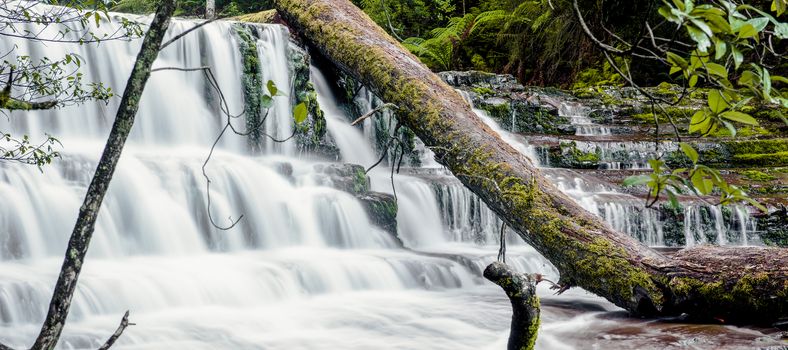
[350,103,397,126]
[97,311,133,350]
[572,0,624,54]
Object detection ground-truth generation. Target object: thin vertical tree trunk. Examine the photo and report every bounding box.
[29,1,176,348]
[206,0,216,19]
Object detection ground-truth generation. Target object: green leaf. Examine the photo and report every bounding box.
[707,90,729,114]
[705,62,727,78]
[744,197,768,213]
[267,80,278,96]
[774,0,787,16]
[261,95,273,109]
[731,46,743,69]
[690,18,713,37]
[689,74,699,87]
[659,5,679,22]
[667,52,688,69]
[762,67,772,101]
[737,23,758,40]
[622,175,651,187]
[738,70,758,86]
[672,0,686,12]
[648,159,666,171]
[747,17,769,32]
[720,111,758,125]
[713,38,727,59]
[691,172,713,195]
[771,75,788,85]
[689,110,709,134]
[666,189,680,209]
[687,25,711,51]
[722,120,737,137]
[293,102,308,124]
[680,142,699,163]
[683,0,694,13]
[775,23,788,39]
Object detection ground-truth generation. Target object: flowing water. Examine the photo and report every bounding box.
[0,8,782,349]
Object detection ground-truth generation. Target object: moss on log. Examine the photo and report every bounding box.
[261,0,788,325]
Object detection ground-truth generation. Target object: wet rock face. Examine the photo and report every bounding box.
[316,163,401,243]
[438,71,523,92]
[543,141,601,169]
[356,192,401,244]
[439,70,573,135]
[757,206,788,247]
[289,42,340,159]
[318,163,369,194]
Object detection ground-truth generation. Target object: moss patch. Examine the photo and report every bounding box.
[233,24,264,147]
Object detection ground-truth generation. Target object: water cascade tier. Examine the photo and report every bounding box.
[0,10,783,349]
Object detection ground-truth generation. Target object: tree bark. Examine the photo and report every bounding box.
[25,1,177,349]
[206,0,216,20]
[484,262,540,350]
[266,0,788,325]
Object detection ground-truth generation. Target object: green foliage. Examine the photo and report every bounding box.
[219,2,243,17]
[741,170,776,182]
[355,0,456,39]
[402,10,506,71]
[0,133,61,169]
[625,0,786,211]
[0,0,145,166]
[293,102,308,124]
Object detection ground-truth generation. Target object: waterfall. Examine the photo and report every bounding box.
[0,8,570,348]
[0,11,511,348]
[456,90,540,163]
[558,102,611,136]
[0,5,774,349]
[462,91,757,247]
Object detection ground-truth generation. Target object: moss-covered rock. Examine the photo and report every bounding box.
[541,141,600,169]
[233,24,264,148]
[289,43,339,158]
[757,206,788,247]
[319,163,370,194]
[336,71,422,167]
[439,71,574,135]
[356,191,401,244]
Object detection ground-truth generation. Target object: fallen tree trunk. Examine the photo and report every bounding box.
[484,262,540,350]
[269,0,788,325]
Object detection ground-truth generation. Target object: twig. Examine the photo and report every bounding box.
[97,311,133,350]
[380,0,404,41]
[350,103,397,126]
[497,222,507,263]
[572,0,624,54]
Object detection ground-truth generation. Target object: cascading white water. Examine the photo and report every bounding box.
[456,90,540,163]
[464,92,757,247]
[0,11,517,348]
[0,5,777,349]
[558,102,611,136]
